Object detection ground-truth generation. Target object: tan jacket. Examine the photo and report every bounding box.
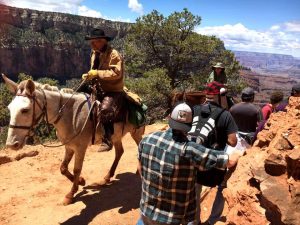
[90,46,124,92]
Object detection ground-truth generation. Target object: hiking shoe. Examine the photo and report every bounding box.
[98,141,113,152]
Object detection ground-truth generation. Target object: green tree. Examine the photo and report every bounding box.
[64,78,82,89]
[125,9,244,116]
[37,77,59,86]
[125,9,241,89]
[125,68,171,122]
[17,72,32,82]
[0,83,13,127]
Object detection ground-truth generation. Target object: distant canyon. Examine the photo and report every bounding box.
[234,51,300,102]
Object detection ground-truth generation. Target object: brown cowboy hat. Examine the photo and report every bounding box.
[85,28,112,41]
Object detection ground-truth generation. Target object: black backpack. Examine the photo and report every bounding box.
[189,103,224,147]
[189,103,227,187]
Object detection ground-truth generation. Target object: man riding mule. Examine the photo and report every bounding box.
[81,28,126,152]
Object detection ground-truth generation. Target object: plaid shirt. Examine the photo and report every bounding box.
[138,129,228,225]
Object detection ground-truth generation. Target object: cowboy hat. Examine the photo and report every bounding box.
[212,62,225,70]
[85,28,112,41]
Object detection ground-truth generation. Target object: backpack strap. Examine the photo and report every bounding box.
[211,105,225,148]
[189,103,224,144]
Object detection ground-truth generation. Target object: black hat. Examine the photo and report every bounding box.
[241,87,254,101]
[85,28,112,41]
[242,87,254,96]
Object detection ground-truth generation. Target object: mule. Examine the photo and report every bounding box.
[2,74,145,205]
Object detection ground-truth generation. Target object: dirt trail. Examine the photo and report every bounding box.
[0,124,216,225]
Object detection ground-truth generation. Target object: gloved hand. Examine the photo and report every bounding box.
[82,73,88,80]
[81,70,98,80]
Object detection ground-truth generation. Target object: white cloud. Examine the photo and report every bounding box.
[7,0,83,14]
[270,25,280,31]
[196,22,300,57]
[78,5,102,18]
[128,0,143,15]
[108,17,131,23]
[6,0,131,22]
[284,22,300,32]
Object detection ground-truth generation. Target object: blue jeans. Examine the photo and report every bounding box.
[137,215,197,225]
[136,217,145,225]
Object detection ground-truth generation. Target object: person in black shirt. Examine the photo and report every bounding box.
[230,87,263,133]
[190,82,238,225]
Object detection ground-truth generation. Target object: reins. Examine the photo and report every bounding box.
[38,100,97,148]
[52,80,87,124]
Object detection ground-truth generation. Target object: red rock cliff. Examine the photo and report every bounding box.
[223,96,300,224]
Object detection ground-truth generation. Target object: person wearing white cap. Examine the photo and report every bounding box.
[136,102,241,225]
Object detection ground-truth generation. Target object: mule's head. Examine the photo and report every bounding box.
[2,74,39,150]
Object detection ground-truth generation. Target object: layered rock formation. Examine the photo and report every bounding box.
[0,4,131,81]
[240,69,300,104]
[220,97,300,224]
[235,51,300,103]
[234,51,300,79]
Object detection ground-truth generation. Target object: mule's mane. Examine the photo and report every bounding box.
[33,81,76,94]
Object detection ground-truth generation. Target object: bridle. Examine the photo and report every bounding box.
[9,89,50,137]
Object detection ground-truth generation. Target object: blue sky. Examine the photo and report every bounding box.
[5,0,300,57]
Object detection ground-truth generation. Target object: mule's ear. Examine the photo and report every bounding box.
[2,73,18,94]
[25,80,35,95]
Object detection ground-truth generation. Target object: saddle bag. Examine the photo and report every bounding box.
[123,87,147,128]
[128,102,148,128]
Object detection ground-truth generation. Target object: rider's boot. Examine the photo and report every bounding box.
[98,123,113,152]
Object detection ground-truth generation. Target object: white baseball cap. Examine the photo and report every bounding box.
[169,102,193,132]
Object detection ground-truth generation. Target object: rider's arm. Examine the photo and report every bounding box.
[96,49,123,80]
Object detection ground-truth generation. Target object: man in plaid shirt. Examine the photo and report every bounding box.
[136,103,241,225]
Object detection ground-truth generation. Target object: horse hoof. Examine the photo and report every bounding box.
[79,177,86,186]
[62,196,73,205]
